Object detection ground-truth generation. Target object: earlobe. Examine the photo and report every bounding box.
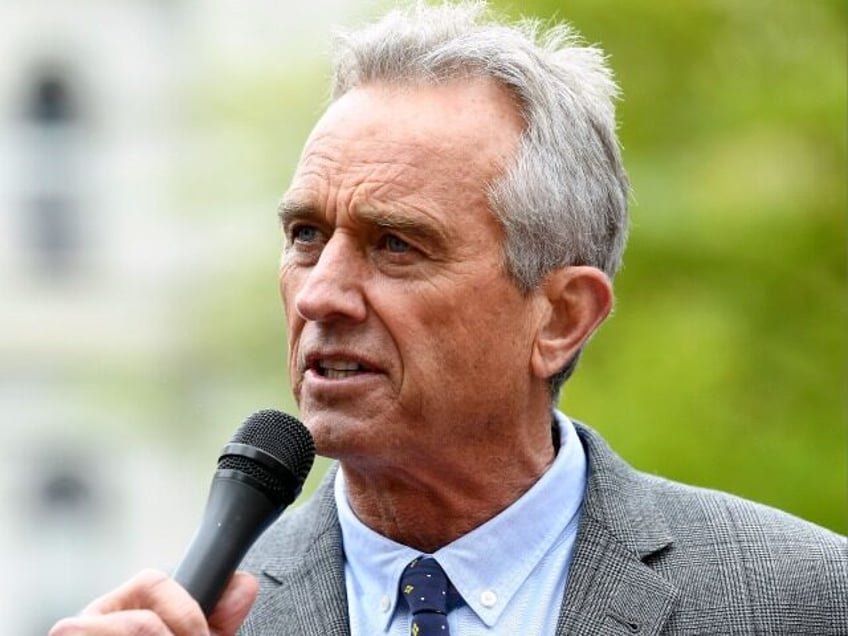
[530,266,614,380]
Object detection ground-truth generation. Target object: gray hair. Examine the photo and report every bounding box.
[330,0,629,398]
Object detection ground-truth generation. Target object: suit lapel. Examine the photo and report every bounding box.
[244,467,350,636]
[244,423,680,635]
[260,526,349,635]
[556,423,679,635]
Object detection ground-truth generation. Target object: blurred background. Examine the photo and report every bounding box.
[0,0,844,632]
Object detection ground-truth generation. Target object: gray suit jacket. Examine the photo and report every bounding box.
[238,422,847,635]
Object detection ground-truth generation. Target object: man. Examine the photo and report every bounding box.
[50,2,846,635]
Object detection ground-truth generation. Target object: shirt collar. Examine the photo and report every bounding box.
[335,411,586,630]
[334,464,418,630]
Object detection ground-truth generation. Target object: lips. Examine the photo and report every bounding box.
[304,352,379,380]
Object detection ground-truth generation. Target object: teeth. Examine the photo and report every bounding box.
[319,360,360,371]
[316,359,365,379]
[324,369,359,380]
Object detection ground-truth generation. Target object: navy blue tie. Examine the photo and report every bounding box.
[400,556,452,635]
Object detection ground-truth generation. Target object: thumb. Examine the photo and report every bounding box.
[208,571,259,636]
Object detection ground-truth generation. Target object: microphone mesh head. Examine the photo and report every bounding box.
[218,410,315,500]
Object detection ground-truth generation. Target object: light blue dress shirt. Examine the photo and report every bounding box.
[334,411,587,635]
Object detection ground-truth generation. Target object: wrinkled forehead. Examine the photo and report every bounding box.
[298,78,524,184]
[285,131,496,232]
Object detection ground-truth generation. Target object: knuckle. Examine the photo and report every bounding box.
[127,609,168,636]
[133,568,170,587]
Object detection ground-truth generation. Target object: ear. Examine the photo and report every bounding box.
[530,266,614,381]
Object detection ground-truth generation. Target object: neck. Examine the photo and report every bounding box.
[340,414,557,553]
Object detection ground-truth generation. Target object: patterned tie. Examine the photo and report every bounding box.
[399,556,452,636]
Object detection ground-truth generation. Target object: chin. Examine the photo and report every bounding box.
[301,411,358,458]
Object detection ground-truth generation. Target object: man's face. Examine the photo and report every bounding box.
[278,78,546,466]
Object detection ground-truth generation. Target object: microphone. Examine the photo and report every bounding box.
[172,409,315,616]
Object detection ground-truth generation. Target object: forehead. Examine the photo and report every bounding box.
[284,78,524,217]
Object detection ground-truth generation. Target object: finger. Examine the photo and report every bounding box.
[81,569,172,615]
[49,609,175,636]
[80,569,209,636]
[208,572,259,636]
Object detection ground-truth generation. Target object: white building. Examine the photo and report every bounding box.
[0,1,368,632]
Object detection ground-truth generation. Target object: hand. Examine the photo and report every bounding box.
[48,569,258,636]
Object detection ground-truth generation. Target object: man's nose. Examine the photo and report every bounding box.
[293,236,367,323]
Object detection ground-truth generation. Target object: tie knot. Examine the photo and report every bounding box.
[400,557,450,616]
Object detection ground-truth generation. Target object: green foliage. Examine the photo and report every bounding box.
[511,0,847,532]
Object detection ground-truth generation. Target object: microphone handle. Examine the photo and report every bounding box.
[173,472,282,616]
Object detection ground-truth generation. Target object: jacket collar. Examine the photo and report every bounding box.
[252,465,350,636]
[249,420,679,636]
[557,421,679,635]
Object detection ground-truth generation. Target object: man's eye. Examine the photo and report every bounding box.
[291,225,320,243]
[382,234,412,253]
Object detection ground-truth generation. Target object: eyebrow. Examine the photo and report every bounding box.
[277,199,450,247]
[355,205,449,246]
[277,200,317,227]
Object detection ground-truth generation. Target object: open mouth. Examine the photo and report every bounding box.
[313,359,372,380]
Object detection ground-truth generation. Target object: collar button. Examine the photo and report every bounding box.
[480,589,497,608]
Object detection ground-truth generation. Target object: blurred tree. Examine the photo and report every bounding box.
[501,0,845,532]
[179,0,845,532]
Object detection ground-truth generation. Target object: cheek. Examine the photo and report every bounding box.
[438,290,534,375]
[392,300,495,380]
[278,273,303,368]
[278,265,293,309]
[279,265,303,323]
